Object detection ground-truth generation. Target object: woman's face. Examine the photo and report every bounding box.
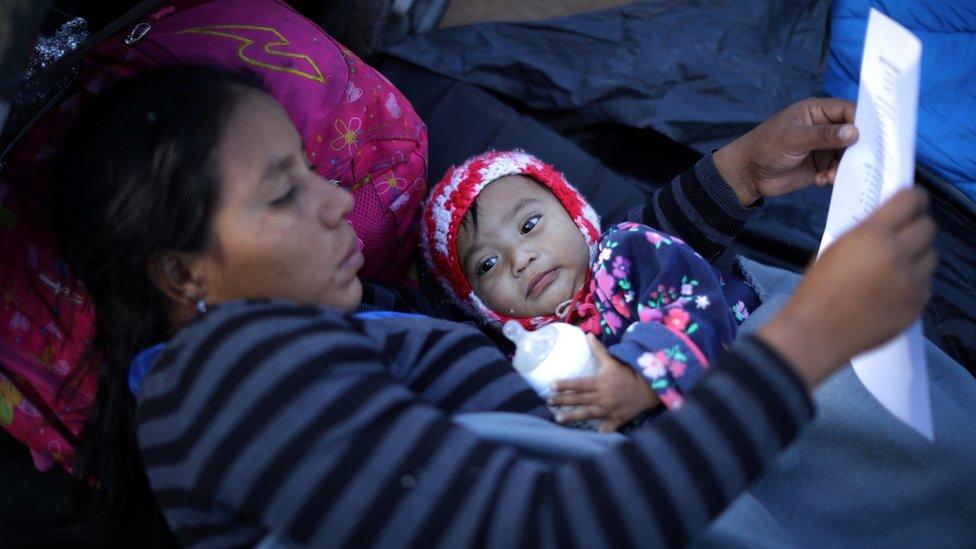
[199,91,363,310]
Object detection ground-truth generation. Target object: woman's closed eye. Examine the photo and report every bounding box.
[270,184,297,207]
[521,214,541,234]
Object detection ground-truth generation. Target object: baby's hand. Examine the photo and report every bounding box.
[549,334,660,433]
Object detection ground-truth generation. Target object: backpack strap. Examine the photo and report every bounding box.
[0,0,166,163]
[0,360,79,447]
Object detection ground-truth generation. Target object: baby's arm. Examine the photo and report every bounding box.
[637,98,858,260]
[588,223,745,407]
[550,320,714,425]
[548,223,746,427]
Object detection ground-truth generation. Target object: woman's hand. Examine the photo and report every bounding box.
[758,188,937,388]
[713,98,858,206]
[549,334,660,433]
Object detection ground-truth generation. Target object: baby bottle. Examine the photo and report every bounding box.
[503,320,601,429]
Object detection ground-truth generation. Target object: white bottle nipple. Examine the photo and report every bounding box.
[501,320,526,345]
[503,320,556,375]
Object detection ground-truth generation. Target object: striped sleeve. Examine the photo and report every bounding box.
[138,302,812,548]
[632,153,759,259]
[355,314,551,418]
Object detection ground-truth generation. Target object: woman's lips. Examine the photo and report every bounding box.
[526,268,559,300]
[346,219,364,251]
[338,240,364,273]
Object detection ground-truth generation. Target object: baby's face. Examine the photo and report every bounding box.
[456,175,590,318]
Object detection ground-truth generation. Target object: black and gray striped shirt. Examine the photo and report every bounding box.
[137,300,812,548]
[633,153,755,260]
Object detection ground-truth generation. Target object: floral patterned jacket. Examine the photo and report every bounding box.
[590,222,759,409]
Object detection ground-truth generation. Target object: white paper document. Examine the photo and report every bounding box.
[818,9,932,440]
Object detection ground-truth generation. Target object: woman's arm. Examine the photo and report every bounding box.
[758,188,937,387]
[635,153,751,259]
[637,98,858,259]
[353,312,551,418]
[137,187,932,547]
[136,301,811,548]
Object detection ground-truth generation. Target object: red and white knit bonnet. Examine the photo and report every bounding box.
[420,150,601,330]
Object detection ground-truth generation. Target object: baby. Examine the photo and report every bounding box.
[420,150,759,424]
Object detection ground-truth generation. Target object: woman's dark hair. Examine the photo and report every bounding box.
[51,66,265,546]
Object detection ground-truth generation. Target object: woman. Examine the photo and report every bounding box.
[52,67,937,547]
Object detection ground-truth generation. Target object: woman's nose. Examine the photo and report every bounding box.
[318,178,355,228]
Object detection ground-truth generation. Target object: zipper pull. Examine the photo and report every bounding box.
[124,22,151,45]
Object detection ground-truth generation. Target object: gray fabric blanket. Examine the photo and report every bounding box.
[693,258,976,547]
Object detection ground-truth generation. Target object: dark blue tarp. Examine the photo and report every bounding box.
[385,0,832,154]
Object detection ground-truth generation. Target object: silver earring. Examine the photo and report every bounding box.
[196,299,208,314]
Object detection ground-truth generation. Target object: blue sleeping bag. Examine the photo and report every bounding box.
[824,0,976,203]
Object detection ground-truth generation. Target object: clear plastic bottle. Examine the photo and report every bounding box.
[503,320,601,429]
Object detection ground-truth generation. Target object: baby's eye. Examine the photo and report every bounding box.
[521,215,540,234]
[477,256,497,276]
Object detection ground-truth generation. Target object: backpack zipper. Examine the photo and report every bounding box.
[122,21,180,67]
[124,22,152,44]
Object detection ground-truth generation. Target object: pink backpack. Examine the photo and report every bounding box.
[0,0,427,471]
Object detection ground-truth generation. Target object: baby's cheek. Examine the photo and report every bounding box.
[476,279,515,316]
[576,239,591,271]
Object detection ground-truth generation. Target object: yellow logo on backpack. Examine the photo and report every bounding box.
[177,24,327,84]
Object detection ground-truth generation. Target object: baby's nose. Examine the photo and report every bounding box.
[513,250,536,275]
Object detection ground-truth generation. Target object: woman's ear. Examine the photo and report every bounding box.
[146,252,209,308]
